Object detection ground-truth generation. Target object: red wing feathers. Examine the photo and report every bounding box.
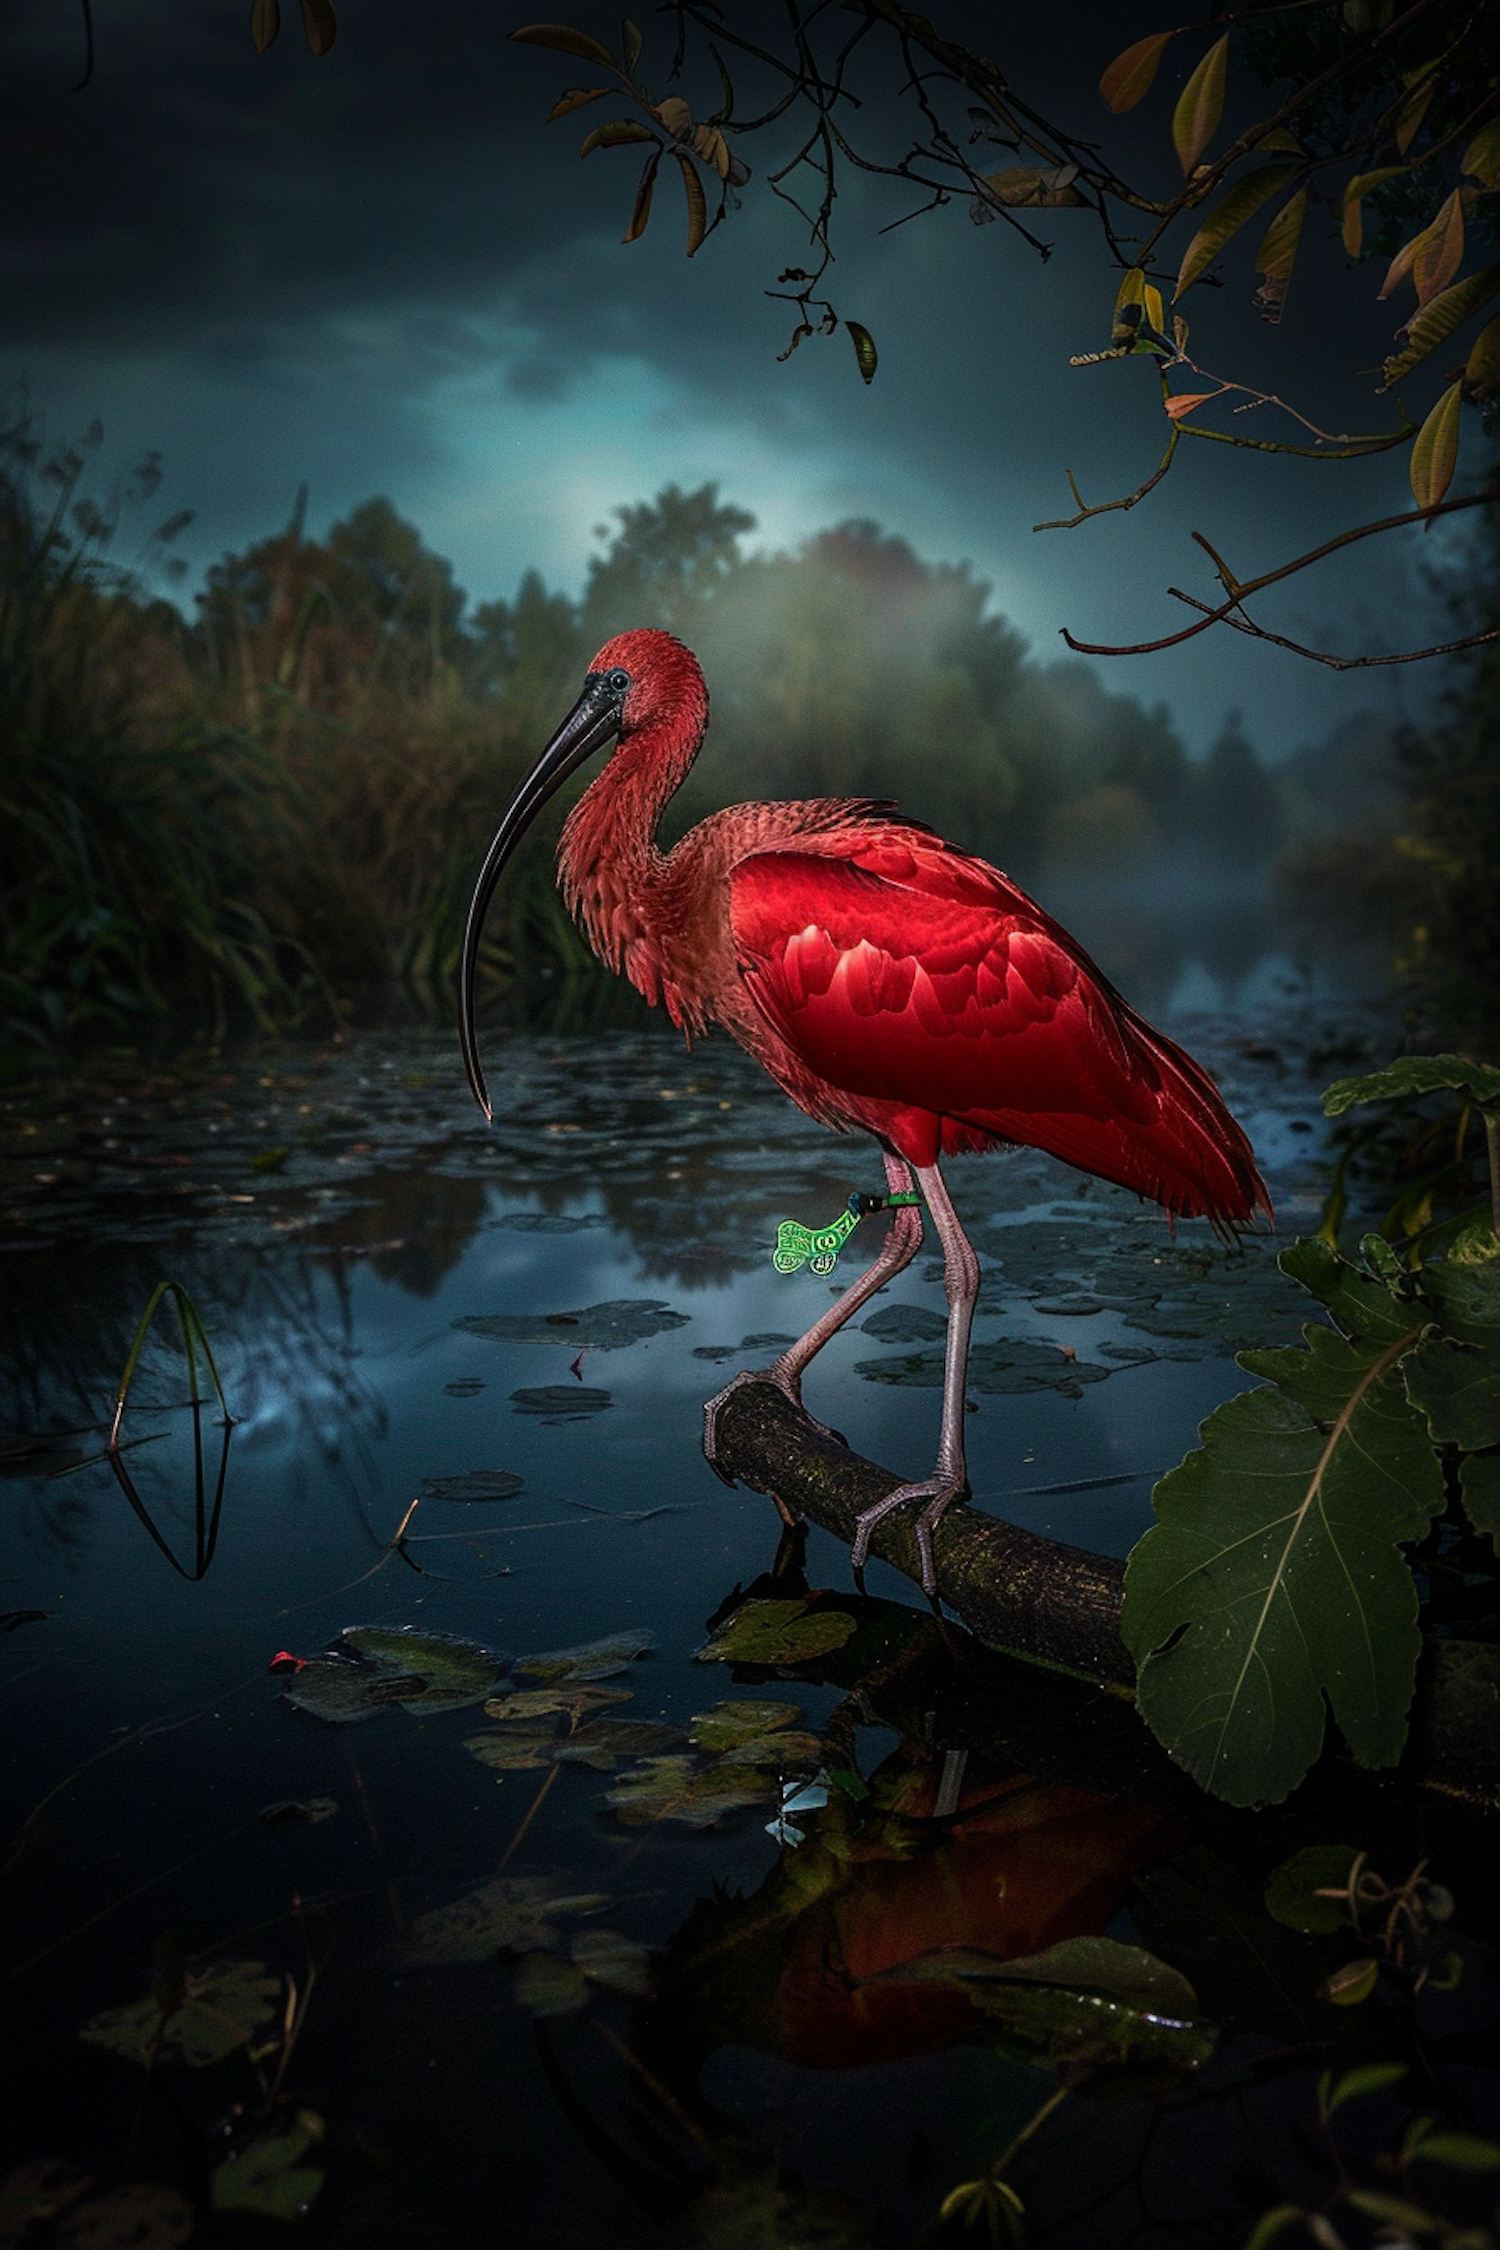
[729,841,1268,1223]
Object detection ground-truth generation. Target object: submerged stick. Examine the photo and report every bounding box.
[710,1377,1500,1816]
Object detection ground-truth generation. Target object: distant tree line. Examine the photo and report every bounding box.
[0,412,1307,1054]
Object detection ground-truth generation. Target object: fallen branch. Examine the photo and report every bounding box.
[709,1377,1500,1815]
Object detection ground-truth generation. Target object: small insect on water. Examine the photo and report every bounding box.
[460,628,1269,1594]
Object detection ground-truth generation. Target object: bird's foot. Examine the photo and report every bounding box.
[702,1365,844,1488]
[850,1473,968,1598]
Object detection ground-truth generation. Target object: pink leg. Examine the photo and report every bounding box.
[850,1160,979,1596]
[704,1153,923,1471]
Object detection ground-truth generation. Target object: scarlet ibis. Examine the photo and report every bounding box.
[460,628,1269,1594]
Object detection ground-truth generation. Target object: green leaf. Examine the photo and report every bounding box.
[1100,32,1173,113]
[1403,1264,1500,1451]
[282,1626,508,1722]
[82,1960,282,2069]
[1172,35,1228,174]
[1242,2210,1306,2250]
[512,1629,654,1683]
[1410,381,1463,510]
[511,22,618,71]
[211,2115,325,2220]
[1122,1310,1444,1806]
[846,321,878,385]
[251,0,280,51]
[604,1752,778,1826]
[1342,165,1408,257]
[695,1599,857,1665]
[397,1876,609,1967]
[1132,1847,1334,2044]
[456,1297,687,1348]
[1322,1956,1379,2005]
[688,1699,804,1753]
[53,2184,195,2248]
[1253,190,1307,323]
[1264,1845,1359,1934]
[1320,2062,1407,2115]
[1467,310,1500,401]
[570,1927,654,1996]
[513,1950,591,2016]
[1458,1448,1500,1546]
[1323,1053,1500,1118]
[1412,190,1468,308]
[622,17,642,76]
[580,118,658,155]
[1174,166,1300,299]
[1394,69,1439,155]
[1462,117,1500,188]
[1346,2188,1439,2230]
[1412,2132,1500,2171]
[297,0,336,56]
[1382,263,1500,391]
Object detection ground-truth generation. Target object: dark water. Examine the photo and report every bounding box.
[2,915,1496,2248]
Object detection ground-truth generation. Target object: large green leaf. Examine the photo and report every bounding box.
[1122,1270,1444,1804]
[1322,1054,1500,1118]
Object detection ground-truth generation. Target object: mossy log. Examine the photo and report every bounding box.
[710,1377,1500,1817]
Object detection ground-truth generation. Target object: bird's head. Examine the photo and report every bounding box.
[459,627,704,1119]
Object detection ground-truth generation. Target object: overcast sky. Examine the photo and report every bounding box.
[2,0,1465,757]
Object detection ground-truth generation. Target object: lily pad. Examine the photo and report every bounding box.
[605,1754,779,1828]
[510,1385,612,1421]
[397,1875,610,1966]
[858,1304,949,1344]
[484,1684,633,1722]
[211,2114,325,2222]
[854,1337,1111,1394]
[570,1927,654,1997]
[695,1600,857,1666]
[512,1950,591,2017]
[281,1627,508,1723]
[688,1700,805,1753]
[259,1797,339,1827]
[692,1332,797,1364]
[464,1723,563,1771]
[419,1470,525,1503]
[1265,1845,1360,1935]
[553,1717,682,1769]
[512,1630,654,1684]
[0,2162,91,2238]
[457,1299,688,1349]
[81,1960,282,2069]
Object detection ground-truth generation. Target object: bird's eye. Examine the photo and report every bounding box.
[607,668,631,693]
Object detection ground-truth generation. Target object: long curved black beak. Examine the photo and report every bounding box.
[459,671,626,1120]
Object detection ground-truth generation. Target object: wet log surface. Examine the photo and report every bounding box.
[711,1376,1500,1817]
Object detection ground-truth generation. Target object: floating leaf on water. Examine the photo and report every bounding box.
[419,1470,525,1503]
[493,1211,607,1233]
[81,1960,282,2069]
[0,2162,92,2238]
[605,1754,778,1827]
[858,1304,948,1344]
[281,1627,508,1723]
[1264,1845,1358,1934]
[571,1927,655,1997]
[695,1600,857,1666]
[259,1797,339,1828]
[552,1717,682,1769]
[688,1699,804,1753]
[465,1723,563,1771]
[512,1949,591,2017]
[692,1331,796,1363]
[855,1337,1111,1393]
[485,1684,633,1721]
[457,1299,689,1349]
[397,1875,610,1966]
[510,1385,613,1420]
[444,1379,486,1398]
[716,1731,823,1770]
[52,2183,195,2249]
[211,2113,325,2222]
[513,1629,654,1684]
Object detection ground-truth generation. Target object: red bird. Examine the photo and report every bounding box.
[460,628,1269,1592]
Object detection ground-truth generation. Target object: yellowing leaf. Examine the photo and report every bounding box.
[1394,69,1437,155]
[1142,282,1165,335]
[847,321,878,385]
[1412,189,1467,308]
[653,95,693,138]
[1100,32,1173,112]
[694,123,731,179]
[548,86,610,120]
[580,118,656,155]
[622,17,642,76]
[511,22,618,72]
[1409,380,1462,510]
[1175,164,1300,298]
[297,0,335,55]
[1381,263,1500,391]
[1341,165,1408,258]
[1173,35,1229,175]
[1462,117,1500,188]
[1254,189,1306,323]
[623,148,661,242]
[673,149,707,256]
[1466,310,1500,401]
[251,0,280,51]
[979,165,1084,208]
[1164,391,1216,420]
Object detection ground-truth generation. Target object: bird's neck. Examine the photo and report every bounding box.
[558,696,705,980]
